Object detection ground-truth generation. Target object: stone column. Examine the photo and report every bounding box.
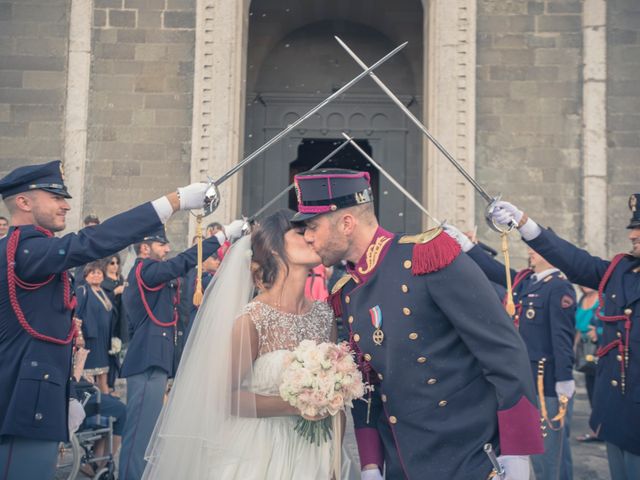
[63,0,92,232]
[583,0,607,257]
[424,0,477,231]
[190,0,249,238]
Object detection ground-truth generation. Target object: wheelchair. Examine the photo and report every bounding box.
[56,384,117,480]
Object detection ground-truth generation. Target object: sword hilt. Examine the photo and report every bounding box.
[203,177,220,216]
[484,444,505,479]
[484,196,518,234]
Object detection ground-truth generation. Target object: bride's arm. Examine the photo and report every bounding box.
[230,313,299,418]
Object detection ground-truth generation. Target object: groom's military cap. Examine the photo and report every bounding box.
[0,160,71,199]
[291,168,373,222]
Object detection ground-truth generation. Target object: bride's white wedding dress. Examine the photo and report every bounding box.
[143,236,357,480]
[217,300,336,479]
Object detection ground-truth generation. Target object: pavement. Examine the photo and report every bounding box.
[58,373,611,479]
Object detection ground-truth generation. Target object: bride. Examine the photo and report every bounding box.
[143,210,354,479]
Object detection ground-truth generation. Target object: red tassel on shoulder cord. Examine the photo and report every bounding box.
[411,230,461,275]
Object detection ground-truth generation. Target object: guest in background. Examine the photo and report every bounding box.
[304,264,329,301]
[205,221,223,238]
[101,253,127,389]
[574,286,602,443]
[76,262,115,394]
[0,216,8,239]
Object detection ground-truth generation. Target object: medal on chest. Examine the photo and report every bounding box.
[369,305,384,346]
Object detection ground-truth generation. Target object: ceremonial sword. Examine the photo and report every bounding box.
[334,36,511,231]
[201,41,408,216]
[335,37,519,315]
[341,133,441,227]
[244,138,352,227]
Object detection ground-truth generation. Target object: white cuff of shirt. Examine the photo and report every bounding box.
[519,218,542,241]
[151,196,173,224]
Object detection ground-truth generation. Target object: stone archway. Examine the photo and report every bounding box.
[242,4,424,232]
[189,0,476,235]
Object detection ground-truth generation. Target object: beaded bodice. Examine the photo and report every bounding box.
[242,300,334,356]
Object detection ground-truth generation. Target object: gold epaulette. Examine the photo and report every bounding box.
[398,227,443,245]
[331,274,353,295]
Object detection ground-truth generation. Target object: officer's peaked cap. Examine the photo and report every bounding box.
[0,160,71,199]
[142,226,169,244]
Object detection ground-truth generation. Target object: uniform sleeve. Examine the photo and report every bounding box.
[549,283,577,383]
[525,228,609,289]
[466,244,517,287]
[16,202,162,280]
[425,254,544,455]
[351,384,384,471]
[140,237,220,287]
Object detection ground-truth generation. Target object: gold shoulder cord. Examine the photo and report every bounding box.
[537,359,568,433]
[192,214,204,306]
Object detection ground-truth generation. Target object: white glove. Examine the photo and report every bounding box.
[491,201,524,227]
[443,224,475,253]
[361,468,384,480]
[497,455,530,480]
[177,182,209,211]
[224,219,245,242]
[68,398,86,434]
[555,379,575,399]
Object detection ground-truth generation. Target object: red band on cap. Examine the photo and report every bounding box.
[298,204,333,214]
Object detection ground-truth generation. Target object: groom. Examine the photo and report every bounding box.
[292,168,544,479]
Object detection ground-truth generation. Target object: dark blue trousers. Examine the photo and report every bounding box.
[0,436,58,480]
[119,367,167,480]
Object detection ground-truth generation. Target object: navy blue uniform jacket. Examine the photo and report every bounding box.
[120,237,219,378]
[336,227,543,480]
[526,227,640,455]
[467,244,576,396]
[0,203,162,442]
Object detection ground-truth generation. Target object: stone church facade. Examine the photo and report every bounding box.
[0,0,638,265]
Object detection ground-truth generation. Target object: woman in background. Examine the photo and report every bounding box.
[76,261,115,395]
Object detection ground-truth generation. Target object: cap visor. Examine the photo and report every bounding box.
[291,211,321,223]
[626,221,640,229]
[41,187,72,199]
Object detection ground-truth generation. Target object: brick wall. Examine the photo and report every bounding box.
[85,0,195,249]
[0,0,69,216]
[607,0,640,255]
[476,0,583,267]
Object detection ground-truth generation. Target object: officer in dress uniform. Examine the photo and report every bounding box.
[118,225,230,480]
[446,224,576,480]
[490,198,640,480]
[0,160,211,479]
[292,168,544,480]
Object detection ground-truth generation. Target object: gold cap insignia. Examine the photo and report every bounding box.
[629,194,637,213]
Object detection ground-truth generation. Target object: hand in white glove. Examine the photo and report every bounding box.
[68,398,86,434]
[497,455,530,480]
[224,219,245,242]
[490,201,524,228]
[361,468,384,480]
[443,224,475,253]
[555,380,575,399]
[177,182,209,211]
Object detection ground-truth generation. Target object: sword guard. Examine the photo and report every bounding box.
[484,195,516,234]
[241,217,253,237]
[203,179,220,216]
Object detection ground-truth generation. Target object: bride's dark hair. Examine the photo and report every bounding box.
[251,209,295,289]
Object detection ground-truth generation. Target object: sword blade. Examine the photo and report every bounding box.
[212,41,408,188]
[341,133,441,226]
[248,139,351,221]
[335,36,494,205]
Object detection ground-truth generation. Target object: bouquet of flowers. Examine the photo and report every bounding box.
[279,340,367,445]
